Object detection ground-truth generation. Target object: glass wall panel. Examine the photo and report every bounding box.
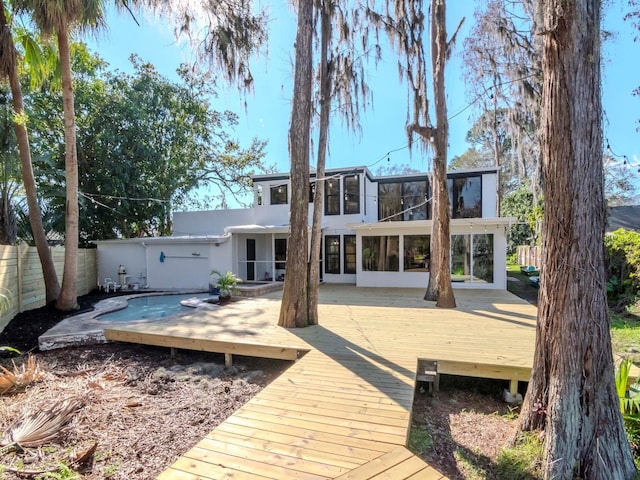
[378,182,402,221]
[448,175,482,218]
[362,236,400,271]
[402,181,429,220]
[451,234,472,282]
[404,235,430,272]
[473,234,494,283]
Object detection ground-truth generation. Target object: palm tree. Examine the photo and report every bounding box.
[13,0,108,310]
[0,1,60,302]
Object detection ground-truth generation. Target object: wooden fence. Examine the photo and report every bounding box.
[516,245,542,268]
[0,246,97,333]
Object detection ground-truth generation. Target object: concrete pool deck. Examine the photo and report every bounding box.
[38,291,219,351]
[38,282,285,351]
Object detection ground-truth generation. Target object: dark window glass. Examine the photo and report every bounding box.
[309,181,316,203]
[325,235,340,274]
[473,234,494,283]
[404,235,430,272]
[270,184,288,205]
[378,182,402,221]
[402,181,429,220]
[361,236,400,271]
[325,179,340,215]
[275,238,287,270]
[344,176,360,214]
[448,175,482,218]
[344,235,356,274]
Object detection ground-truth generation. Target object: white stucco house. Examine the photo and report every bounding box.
[94,165,514,290]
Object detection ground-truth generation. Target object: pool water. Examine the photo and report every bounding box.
[97,294,210,322]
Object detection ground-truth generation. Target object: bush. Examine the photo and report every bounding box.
[605,229,640,308]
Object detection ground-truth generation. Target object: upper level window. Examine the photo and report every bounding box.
[378,182,402,221]
[378,180,428,221]
[309,181,316,203]
[402,181,429,220]
[343,175,360,214]
[325,178,340,215]
[448,175,482,218]
[270,184,288,205]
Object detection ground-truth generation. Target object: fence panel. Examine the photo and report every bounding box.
[0,246,97,333]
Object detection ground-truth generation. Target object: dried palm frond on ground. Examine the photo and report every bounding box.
[0,355,44,394]
[2,397,83,449]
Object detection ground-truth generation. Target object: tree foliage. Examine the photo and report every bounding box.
[25,45,267,243]
[605,228,640,307]
[463,0,542,202]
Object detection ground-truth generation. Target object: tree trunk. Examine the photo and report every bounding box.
[307,0,333,326]
[278,0,313,328]
[55,23,79,311]
[518,1,635,478]
[424,0,455,308]
[0,2,60,303]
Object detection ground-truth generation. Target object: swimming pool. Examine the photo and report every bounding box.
[96,293,211,322]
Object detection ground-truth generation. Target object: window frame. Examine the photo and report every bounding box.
[270,184,288,205]
[325,235,341,274]
[343,175,360,214]
[343,235,356,274]
[325,179,340,215]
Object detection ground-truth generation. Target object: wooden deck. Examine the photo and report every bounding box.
[105,286,537,479]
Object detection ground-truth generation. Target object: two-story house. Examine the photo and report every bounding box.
[94,165,514,290]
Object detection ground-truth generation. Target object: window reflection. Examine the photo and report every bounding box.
[404,235,430,272]
[448,175,482,218]
[362,236,400,271]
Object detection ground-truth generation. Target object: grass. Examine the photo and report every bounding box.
[611,310,640,362]
[407,425,432,454]
[495,432,542,480]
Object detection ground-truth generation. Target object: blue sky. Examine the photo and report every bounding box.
[85,1,640,179]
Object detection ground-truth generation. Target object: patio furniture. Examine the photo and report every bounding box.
[103,278,120,292]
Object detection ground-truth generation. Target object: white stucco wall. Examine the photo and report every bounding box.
[172,209,254,236]
[96,242,148,288]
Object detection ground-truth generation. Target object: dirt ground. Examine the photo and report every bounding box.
[0,288,535,479]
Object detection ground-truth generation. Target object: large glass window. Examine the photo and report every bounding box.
[344,176,360,214]
[378,182,402,221]
[362,236,400,271]
[325,178,340,215]
[270,184,288,205]
[451,234,494,283]
[448,175,482,218]
[344,235,356,274]
[275,238,287,270]
[402,181,429,220]
[378,180,428,221]
[325,235,340,274]
[404,235,430,272]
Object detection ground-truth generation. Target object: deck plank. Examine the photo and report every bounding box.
[105,286,538,479]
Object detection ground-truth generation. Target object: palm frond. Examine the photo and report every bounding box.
[7,397,83,448]
[0,354,43,394]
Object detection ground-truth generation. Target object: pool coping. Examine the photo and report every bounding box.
[38,291,220,351]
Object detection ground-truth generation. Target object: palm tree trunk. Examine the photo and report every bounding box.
[0,1,60,302]
[55,22,79,311]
